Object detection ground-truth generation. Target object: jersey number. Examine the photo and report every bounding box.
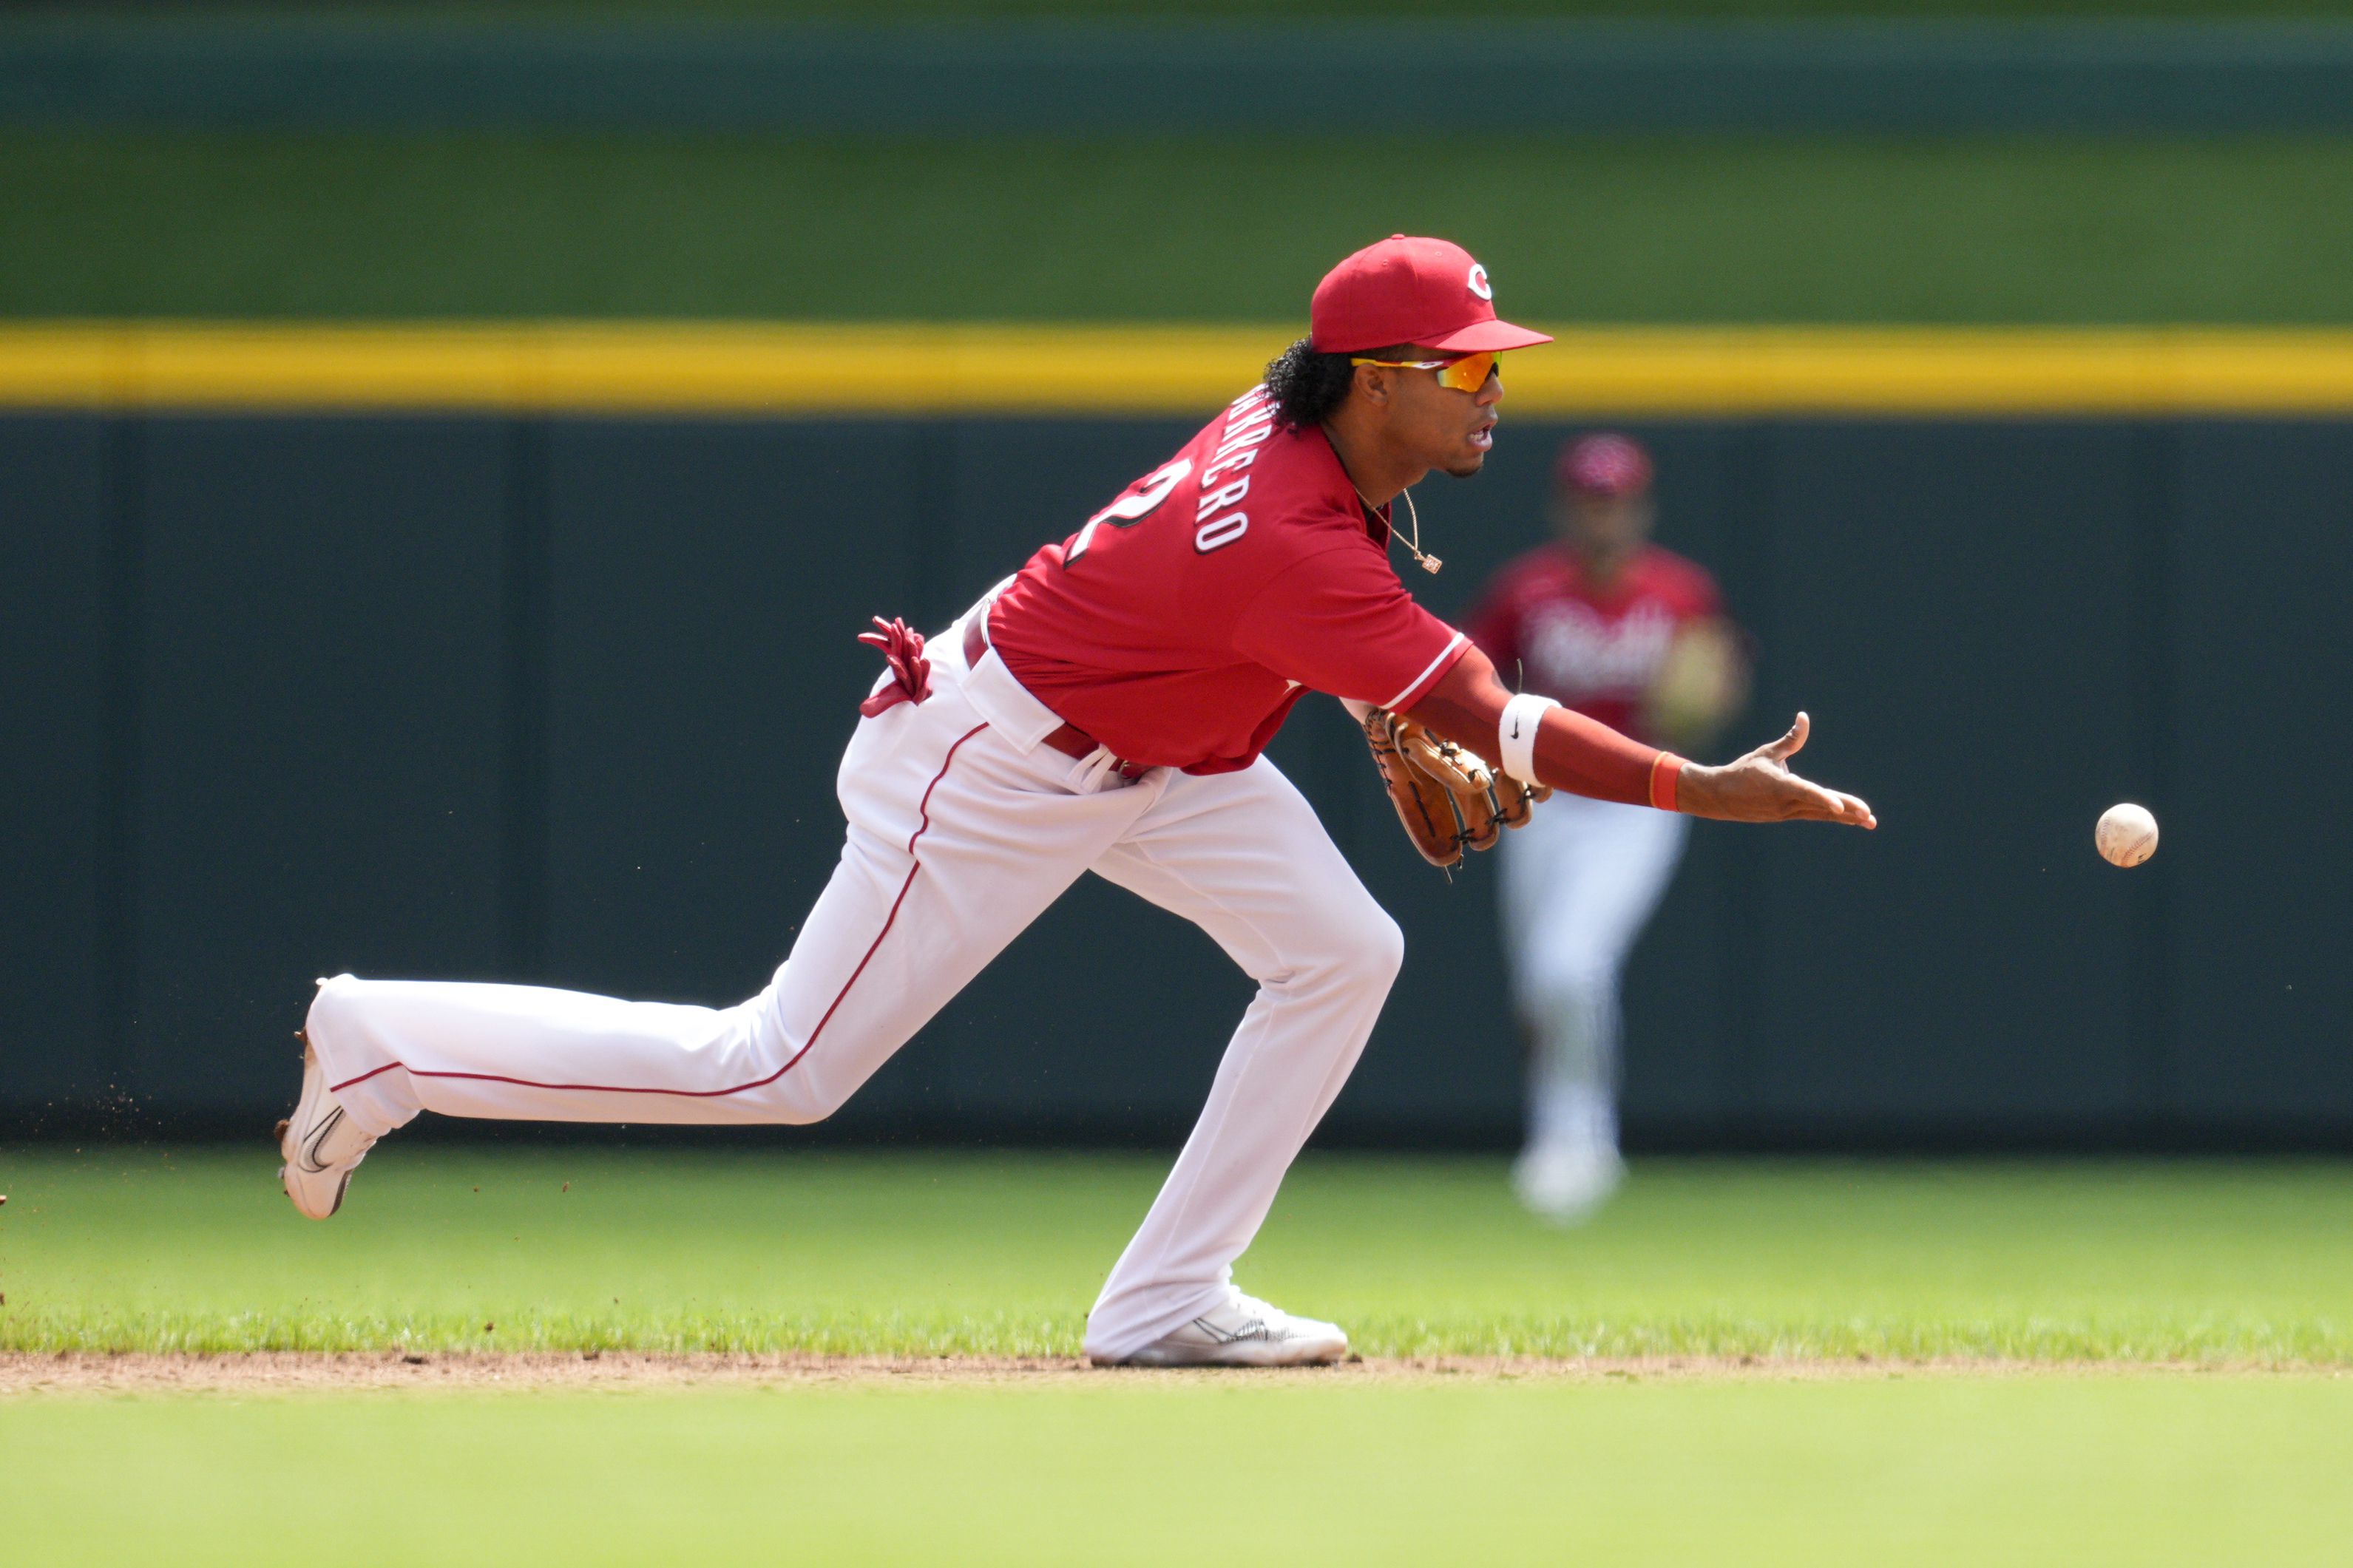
[1066,458,1193,568]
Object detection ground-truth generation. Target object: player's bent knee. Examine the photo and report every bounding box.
[1312,902,1404,993]
[744,1075,853,1127]
[1367,909,1406,984]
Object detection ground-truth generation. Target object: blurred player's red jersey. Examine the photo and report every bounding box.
[989,385,1467,773]
[1466,544,1721,746]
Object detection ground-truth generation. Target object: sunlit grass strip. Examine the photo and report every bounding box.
[7,1307,2348,1364]
[11,322,2353,415]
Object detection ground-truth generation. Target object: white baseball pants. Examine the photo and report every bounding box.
[1498,792,1688,1157]
[306,603,1403,1361]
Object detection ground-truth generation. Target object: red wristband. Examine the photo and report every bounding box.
[1649,751,1687,812]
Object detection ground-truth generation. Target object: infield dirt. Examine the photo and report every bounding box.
[7,1351,2344,1396]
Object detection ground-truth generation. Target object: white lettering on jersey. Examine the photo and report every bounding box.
[1194,512,1248,553]
[1523,601,1676,699]
[1194,476,1250,520]
[1213,422,1274,461]
[1199,445,1262,485]
[1222,404,1276,441]
[1068,456,1194,567]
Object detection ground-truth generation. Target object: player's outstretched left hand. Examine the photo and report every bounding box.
[1676,712,1877,829]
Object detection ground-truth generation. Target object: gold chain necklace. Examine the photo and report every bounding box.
[1351,481,1442,576]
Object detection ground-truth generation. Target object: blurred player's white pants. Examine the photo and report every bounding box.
[1499,793,1687,1158]
[306,604,1401,1362]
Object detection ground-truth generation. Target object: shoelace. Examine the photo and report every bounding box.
[1228,1292,1282,1328]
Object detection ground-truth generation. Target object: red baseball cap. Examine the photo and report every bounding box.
[1310,234,1554,357]
[1556,432,1654,497]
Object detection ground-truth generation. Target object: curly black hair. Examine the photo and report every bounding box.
[1262,336,1412,430]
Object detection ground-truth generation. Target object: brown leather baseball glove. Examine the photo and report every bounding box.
[1360,707,1551,869]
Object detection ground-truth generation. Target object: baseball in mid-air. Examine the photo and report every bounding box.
[2096,803,2159,867]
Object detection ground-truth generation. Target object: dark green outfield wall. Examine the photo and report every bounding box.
[66,4,2353,21]
[18,19,2353,134]
[7,412,2351,1148]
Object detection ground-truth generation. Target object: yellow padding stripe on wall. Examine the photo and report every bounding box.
[7,322,2353,415]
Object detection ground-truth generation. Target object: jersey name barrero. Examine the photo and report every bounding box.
[1066,386,1275,566]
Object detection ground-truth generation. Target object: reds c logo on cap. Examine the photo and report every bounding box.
[1309,235,1552,356]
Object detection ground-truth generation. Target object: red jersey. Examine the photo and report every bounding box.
[1466,543,1722,746]
[988,385,1469,774]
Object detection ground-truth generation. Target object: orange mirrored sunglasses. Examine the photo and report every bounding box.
[1348,350,1500,392]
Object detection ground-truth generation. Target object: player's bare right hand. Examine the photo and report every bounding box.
[1676,713,1876,829]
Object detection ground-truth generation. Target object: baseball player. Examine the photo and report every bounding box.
[1466,435,1747,1221]
[277,236,1873,1368]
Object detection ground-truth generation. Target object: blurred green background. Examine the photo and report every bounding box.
[8,2,2353,323]
[8,135,2353,322]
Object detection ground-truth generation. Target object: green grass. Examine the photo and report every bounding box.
[4,1147,2351,1360]
[10,1148,2353,1566]
[8,1377,2353,1566]
[7,134,2353,322]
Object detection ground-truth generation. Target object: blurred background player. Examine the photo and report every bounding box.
[1467,434,1748,1221]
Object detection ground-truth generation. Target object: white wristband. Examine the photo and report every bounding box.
[1498,693,1560,786]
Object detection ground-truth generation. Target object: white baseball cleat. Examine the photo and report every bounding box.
[1095,1290,1350,1368]
[1513,1141,1625,1226]
[275,1032,376,1220]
